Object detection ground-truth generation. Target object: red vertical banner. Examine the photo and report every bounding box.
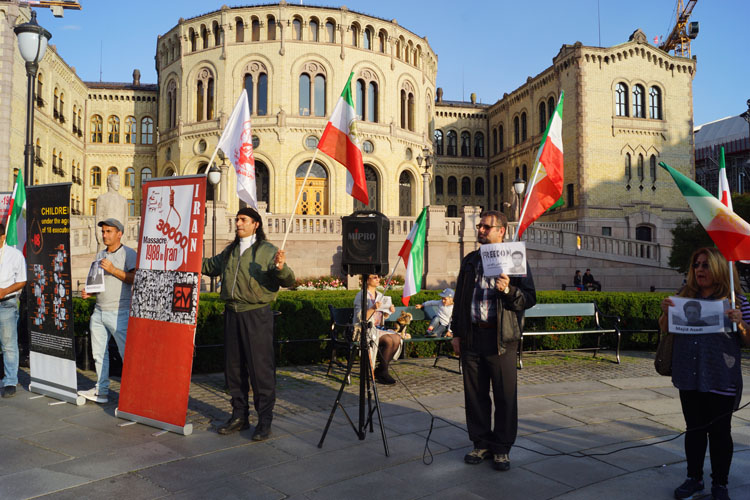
[116,175,206,435]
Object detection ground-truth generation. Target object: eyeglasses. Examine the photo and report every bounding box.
[476,224,500,231]
[692,261,710,270]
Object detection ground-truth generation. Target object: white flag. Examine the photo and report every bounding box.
[217,90,257,209]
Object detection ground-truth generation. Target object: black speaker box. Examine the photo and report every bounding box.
[341,210,390,276]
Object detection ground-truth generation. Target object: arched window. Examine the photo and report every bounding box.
[125,167,135,187]
[515,167,520,179]
[90,166,101,186]
[378,30,386,53]
[255,161,270,207]
[363,27,373,50]
[492,128,497,155]
[350,23,359,46]
[52,149,57,172]
[447,130,457,156]
[89,199,97,215]
[141,167,152,186]
[498,125,504,152]
[243,62,268,115]
[213,21,221,46]
[295,161,329,213]
[474,132,484,157]
[189,28,196,52]
[635,225,652,242]
[650,154,657,183]
[513,116,519,145]
[325,20,335,43]
[447,176,457,196]
[196,68,215,121]
[53,87,59,116]
[637,154,644,182]
[141,117,154,144]
[125,116,136,144]
[475,177,484,196]
[299,65,327,117]
[500,173,505,194]
[107,115,120,143]
[267,16,276,40]
[625,153,632,185]
[90,114,103,143]
[434,130,444,155]
[251,18,260,41]
[314,75,325,117]
[355,79,365,120]
[521,112,527,142]
[435,175,444,195]
[367,81,378,123]
[235,18,244,42]
[59,92,64,121]
[36,73,43,106]
[460,131,471,156]
[461,176,471,196]
[548,97,555,117]
[522,164,528,182]
[299,74,311,116]
[167,80,177,129]
[201,24,208,49]
[309,19,319,41]
[77,108,82,133]
[293,18,302,40]
[353,165,379,212]
[649,86,662,120]
[539,101,547,133]
[615,83,628,116]
[398,170,413,216]
[632,84,645,118]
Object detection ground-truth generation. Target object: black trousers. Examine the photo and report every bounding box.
[679,390,735,485]
[224,306,275,425]
[462,328,518,454]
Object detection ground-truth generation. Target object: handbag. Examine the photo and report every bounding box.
[654,331,674,376]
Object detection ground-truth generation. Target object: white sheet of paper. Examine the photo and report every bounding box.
[85,260,105,293]
[480,241,527,276]
[667,296,728,334]
[377,295,393,313]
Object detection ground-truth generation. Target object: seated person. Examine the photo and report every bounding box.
[416,288,454,338]
[583,268,602,291]
[573,270,583,291]
[353,274,402,385]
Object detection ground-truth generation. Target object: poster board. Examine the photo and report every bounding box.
[115,175,206,435]
[0,191,11,223]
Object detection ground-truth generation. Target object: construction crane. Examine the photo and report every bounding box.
[659,0,699,57]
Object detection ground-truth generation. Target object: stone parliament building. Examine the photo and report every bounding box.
[0,2,696,290]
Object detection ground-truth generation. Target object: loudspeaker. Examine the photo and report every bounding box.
[341,210,390,276]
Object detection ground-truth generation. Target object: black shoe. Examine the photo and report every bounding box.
[711,484,730,500]
[463,448,491,464]
[492,453,510,471]
[375,371,396,385]
[217,416,249,435]
[2,386,16,398]
[251,422,272,441]
[674,477,704,499]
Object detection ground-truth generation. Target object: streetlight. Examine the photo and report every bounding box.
[416,147,433,209]
[207,163,221,292]
[513,177,526,222]
[14,11,51,186]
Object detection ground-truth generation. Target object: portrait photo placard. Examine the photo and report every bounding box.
[480,241,527,277]
[668,296,728,334]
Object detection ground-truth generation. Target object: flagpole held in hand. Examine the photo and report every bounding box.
[382,255,403,293]
[281,148,321,250]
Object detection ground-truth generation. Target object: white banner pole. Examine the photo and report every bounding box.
[281,148,321,250]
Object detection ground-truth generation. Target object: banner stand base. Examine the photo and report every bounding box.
[29,383,86,406]
[115,408,193,436]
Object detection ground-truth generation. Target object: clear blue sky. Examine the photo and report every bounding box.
[32,0,750,127]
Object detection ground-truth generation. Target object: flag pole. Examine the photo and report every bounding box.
[381,255,403,293]
[729,261,737,332]
[513,166,542,242]
[281,148,321,250]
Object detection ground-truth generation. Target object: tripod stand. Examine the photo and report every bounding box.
[318,274,389,456]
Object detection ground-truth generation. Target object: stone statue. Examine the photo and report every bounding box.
[95,173,129,244]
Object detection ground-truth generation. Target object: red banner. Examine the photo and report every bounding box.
[117,175,206,432]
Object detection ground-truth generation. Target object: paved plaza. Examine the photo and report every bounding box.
[1,351,749,499]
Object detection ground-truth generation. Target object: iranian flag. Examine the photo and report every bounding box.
[661,161,750,261]
[718,146,732,209]
[217,89,257,209]
[516,91,565,240]
[6,170,26,254]
[399,207,427,306]
[317,72,368,205]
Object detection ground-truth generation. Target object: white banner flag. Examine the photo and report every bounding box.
[217,89,257,209]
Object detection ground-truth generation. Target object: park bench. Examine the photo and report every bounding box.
[519,302,622,369]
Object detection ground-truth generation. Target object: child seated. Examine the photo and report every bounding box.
[416,288,454,338]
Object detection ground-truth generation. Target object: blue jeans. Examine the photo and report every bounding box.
[428,317,449,337]
[90,307,128,394]
[0,299,20,387]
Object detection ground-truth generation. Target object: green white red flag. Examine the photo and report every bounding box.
[399,207,427,306]
[661,161,750,261]
[516,91,564,240]
[5,170,26,254]
[718,146,732,209]
[317,72,368,205]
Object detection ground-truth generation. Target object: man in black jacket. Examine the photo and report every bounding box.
[450,210,536,471]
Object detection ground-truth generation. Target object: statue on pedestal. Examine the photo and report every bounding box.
[95,174,129,245]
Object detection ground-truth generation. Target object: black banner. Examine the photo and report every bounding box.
[26,184,74,361]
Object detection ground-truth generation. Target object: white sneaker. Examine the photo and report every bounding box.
[78,387,108,403]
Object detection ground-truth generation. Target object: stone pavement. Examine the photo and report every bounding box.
[1,351,749,499]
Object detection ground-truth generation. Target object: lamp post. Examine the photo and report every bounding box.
[416,147,433,209]
[513,177,526,222]
[14,11,51,186]
[207,163,221,292]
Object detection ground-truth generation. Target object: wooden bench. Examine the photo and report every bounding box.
[519,302,621,368]
[384,305,459,372]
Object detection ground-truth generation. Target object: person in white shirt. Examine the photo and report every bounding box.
[417,288,454,338]
[0,223,27,398]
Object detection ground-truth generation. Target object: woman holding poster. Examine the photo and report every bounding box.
[658,247,750,500]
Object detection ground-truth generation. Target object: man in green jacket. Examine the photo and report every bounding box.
[203,207,295,440]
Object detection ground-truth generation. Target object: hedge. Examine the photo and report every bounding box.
[72,290,666,372]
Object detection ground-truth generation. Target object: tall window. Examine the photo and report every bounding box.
[498,125,504,152]
[89,199,97,215]
[363,28,372,50]
[141,167,152,185]
[36,73,43,106]
[299,74,311,115]
[325,21,335,42]
[54,87,58,116]
[625,153,632,183]
[378,30,386,52]
[243,63,268,115]
[632,84,645,118]
[461,176,471,196]
[314,75,325,117]
[615,83,628,116]
[521,112,527,142]
[492,128,497,155]
[434,129,444,155]
[435,175,444,195]
[90,166,101,186]
[398,171,412,216]
[196,68,215,121]
[310,20,319,41]
[299,67,326,117]
[522,164,528,181]
[539,101,547,133]
[90,114,103,143]
[125,116,136,144]
[213,21,221,46]
[355,80,365,120]
[400,84,415,131]
[267,16,276,40]
[107,115,120,143]
[201,25,208,49]
[513,116,519,145]
[167,80,177,129]
[460,131,471,156]
[293,18,302,40]
[235,18,244,42]
[474,132,484,157]
[650,155,657,183]
[141,117,154,144]
[251,18,260,41]
[475,178,484,196]
[447,176,457,196]
[125,167,135,187]
[350,23,359,46]
[447,130,457,156]
[367,82,377,123]
[567,183,574,207]
[189,28,196,52]
[128,199,135,216]
[649,86,662,119]
[548,97,555,117]
[637,154,644,182]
